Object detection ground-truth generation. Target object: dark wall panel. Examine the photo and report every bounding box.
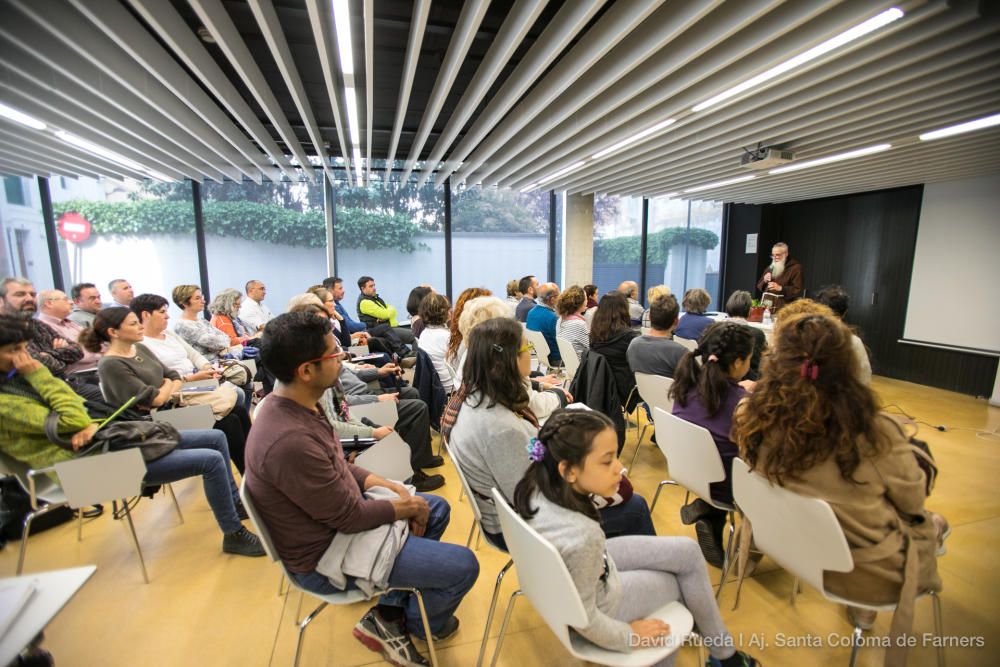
[721,186,997,397]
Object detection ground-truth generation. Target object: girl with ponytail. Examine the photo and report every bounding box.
[513,408,758,667]
[668,321,755,568]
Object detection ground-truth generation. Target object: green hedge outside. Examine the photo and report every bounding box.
[51,199,424,252]
[594,227,719,264]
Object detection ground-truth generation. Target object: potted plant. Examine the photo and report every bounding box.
[748,298,767,323]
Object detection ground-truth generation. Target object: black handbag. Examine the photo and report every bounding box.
[45,414,181,462]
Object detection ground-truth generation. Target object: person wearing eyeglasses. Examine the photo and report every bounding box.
[36,289,102,375]
[755,242,803,308]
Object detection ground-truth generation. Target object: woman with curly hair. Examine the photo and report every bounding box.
[208,288,257,346]
[733,313,946,654]
[668,321,755,567]
[445,287,491,365]
[416,292,454,392]
[556,285,589,358]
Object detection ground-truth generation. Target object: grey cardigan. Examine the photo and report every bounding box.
[447,393,537,534]
[527,491,632,651]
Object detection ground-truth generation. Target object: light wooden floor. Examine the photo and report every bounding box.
[3,376,999,666]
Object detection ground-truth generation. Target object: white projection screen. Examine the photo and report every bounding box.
[903,173,1000,355]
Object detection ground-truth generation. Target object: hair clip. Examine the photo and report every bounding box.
[707,354,719,363]
[491,343,504,353]
[525,437,546,463]
[800,358,819,381]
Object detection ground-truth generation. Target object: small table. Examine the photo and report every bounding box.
[0,565,96,666]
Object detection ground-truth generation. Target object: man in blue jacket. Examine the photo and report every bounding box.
[526,282,561,366]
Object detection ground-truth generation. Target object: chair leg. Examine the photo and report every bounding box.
[293,601,328,667]
[715,511,737,602]
[649,479,677,512]
[848,624,863,667]
[293,590,304,625]
[17,503,68,575]
[489,590,523,667]
[165,483,184,524]
[476,559,514,667]
[790,576,800,606]
[77,509,84,542]
[277,573,287,597]
[466,521,478,549]
[931,590,945,667]
[120,498,150,584]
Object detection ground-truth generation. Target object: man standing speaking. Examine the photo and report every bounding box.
[756,242,803,309]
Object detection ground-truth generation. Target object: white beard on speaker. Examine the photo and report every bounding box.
[771,259,786,278]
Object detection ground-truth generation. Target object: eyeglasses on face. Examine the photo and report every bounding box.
[300,352,344,367]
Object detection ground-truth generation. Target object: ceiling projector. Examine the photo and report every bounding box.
[741,147,795,169]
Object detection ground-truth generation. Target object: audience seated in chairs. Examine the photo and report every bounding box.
[79,308,253,474]
[514,275,538,323]
[442,316,653,549]
[733,311,947,642]
[669,321,756,568]
[132,293,251,412]
[526,283,562,367]
[555,285,589,359]
[674,288,714,342]
[69,282,102,328]
[303,287,380,362]
[723,290,767,382]
[618,280,645,327]
[287,297,444,493]
[627,293,687,379]
[583,283,599,328]
[452,295,511,387]
[416,292,454,393]
[0,314,264,557]
[512,408,759,667]
[237,280,273,331]
[356,275,417,347]
[171,285,239,362]
[503,279,521,317]
[815,284,873,385]
[245,312,478,666]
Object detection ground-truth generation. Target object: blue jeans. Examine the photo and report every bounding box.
[290,494,479,637]
[143,429,242,534]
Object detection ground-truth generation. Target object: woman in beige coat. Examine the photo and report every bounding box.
[733,312,944,667]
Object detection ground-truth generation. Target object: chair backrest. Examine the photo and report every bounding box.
[52,448,146,509]
[348,345,370,357]
[449,448,485,526]
[651,408,724,503]
[181,378,219,391]
[634,372,674,414]
[239,480,281,563]
[354,431,413,481]
[491,488,588,650]
[241,358,258,378]
[523,328,552,368]
[731,458,853,592]
[674,336,698,352]
[349,400,399,428]
[555,338,580,379]
[151,404,215,430]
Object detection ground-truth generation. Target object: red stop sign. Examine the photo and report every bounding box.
[57,212,91,243]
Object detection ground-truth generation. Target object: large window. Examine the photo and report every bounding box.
[49,177,198,308]
[1,174,53,288]
[333,175,446,318]
[451,187,550,300]
[646,196,724,309]
[202,180,326,311]
[592,194,643,298]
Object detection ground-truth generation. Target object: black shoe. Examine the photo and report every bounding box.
[695,519,726,568]
[422,455,444,469]
[235,500,249,521]
[411,471,445,492]
[707,650,759,667]
[75,504,104,519]
[222,526,266,557]
[353,606,430,666]
[432,616,460,641]
[680,498,713,525]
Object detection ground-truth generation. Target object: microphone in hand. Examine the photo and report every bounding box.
[360,416,381,429]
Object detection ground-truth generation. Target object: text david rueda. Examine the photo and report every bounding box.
[629,632,985,650]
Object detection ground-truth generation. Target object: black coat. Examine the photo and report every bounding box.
[590,329,640,412]
[569,348,627,452]
[412,348,447,430]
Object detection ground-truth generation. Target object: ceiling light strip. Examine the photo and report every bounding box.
[0,101,46,130]
[333,0,362,183]
[919,112,1000,141]
[769,143,892,174]
[683,174,756,194]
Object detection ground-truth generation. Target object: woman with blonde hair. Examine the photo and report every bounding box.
[641,284,671,329]
[734,313,946,657]
[172,285,235,362]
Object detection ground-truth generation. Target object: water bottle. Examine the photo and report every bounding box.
[763,308,772,325]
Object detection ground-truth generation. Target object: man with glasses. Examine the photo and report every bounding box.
[36,289,101,374]
[245,312,478,667]
[69,282,102,328]
[756,242,804,308]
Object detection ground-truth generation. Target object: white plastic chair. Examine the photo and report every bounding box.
[354,431,413,482]
[449,449,516,667]
[674,336,698,352]
[348,400,399,428]
[651,408,738,600]
[523,328,553,371]
[555,338,580,382]
[180,378,219,391]
[2,449,150,582]
[731,458,945,666]
[151,404,215,430]
[490,488,694,667]
[627,373,674,468]
[239,481,439,667]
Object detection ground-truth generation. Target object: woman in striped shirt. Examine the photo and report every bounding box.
[556,285,590,358]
